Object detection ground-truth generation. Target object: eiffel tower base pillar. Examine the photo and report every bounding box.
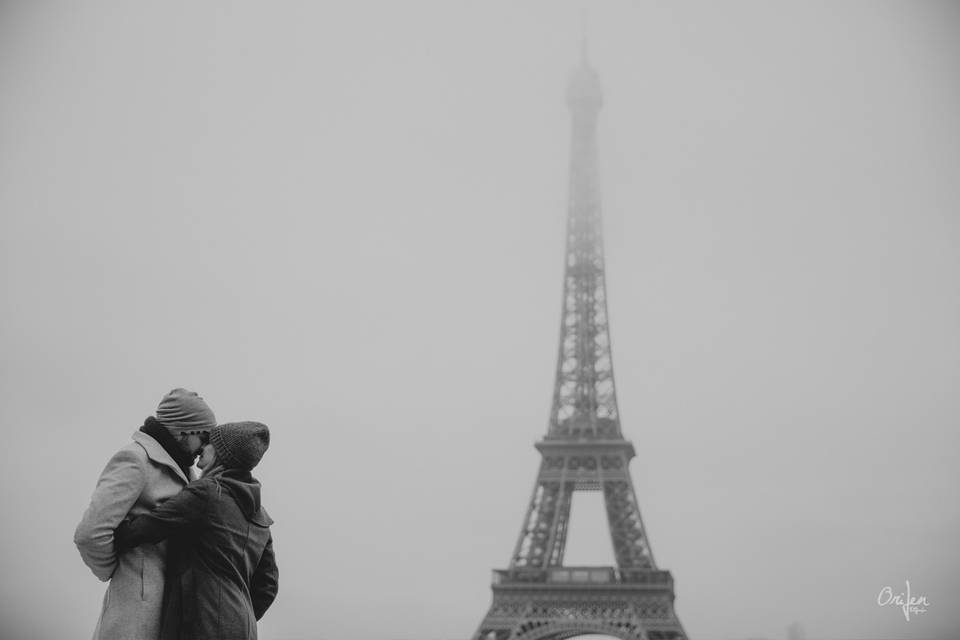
[472,568,687,640]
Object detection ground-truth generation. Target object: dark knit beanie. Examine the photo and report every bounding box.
[209,421,270,470]
[156,388,217,434]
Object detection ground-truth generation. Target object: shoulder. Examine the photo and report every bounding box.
[103,442,149,471]
[252,506,274,527]
[119,439,148,457]
[86,442,150,494]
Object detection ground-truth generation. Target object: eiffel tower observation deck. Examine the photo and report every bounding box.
[471,42,688,640]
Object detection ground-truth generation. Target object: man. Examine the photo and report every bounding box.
[75,388,216,640]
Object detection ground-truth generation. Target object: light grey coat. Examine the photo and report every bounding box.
[75,430,194,640]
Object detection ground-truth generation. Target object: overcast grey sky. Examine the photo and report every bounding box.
[1,2,959,640]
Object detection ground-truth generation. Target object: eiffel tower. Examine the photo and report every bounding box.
[471,45,688,640]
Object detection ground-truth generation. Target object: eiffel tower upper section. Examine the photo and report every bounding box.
[548,44,621,442]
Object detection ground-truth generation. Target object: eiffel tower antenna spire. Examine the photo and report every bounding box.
[580,9,588,64]
[471,36,689,640]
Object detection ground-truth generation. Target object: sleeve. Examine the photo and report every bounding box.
[115,481,210,552]
[251,534,279,620]
[74,447,148,582]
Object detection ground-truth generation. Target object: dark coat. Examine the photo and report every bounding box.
[116,469,279,640]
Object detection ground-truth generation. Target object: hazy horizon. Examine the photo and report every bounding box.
[2,2,958,639]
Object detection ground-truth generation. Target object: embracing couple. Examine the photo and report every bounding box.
[74,388,279,640]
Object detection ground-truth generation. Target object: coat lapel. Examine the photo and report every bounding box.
[132,430,190,484]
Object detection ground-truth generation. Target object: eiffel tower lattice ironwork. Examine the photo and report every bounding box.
[471,49,688,640]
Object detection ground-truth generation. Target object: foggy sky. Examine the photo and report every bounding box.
[1,2,959,640]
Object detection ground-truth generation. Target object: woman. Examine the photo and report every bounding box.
[116,421,279,640]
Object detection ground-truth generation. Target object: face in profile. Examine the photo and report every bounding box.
[197,443,217,470]
[175,432,209,459]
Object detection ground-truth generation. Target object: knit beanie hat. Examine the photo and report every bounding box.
[209,421,270,470]
[156,388,217,434]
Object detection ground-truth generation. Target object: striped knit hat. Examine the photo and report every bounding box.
[156,388,216,434]
[209,421,270,470]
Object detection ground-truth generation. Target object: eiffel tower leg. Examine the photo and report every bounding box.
[511,479,560,568]
[512,459,574,568]
[544,481,573,566]
[603,476,655,569]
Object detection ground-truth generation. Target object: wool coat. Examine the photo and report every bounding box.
[116,468,279,640]
[75,430,193,640]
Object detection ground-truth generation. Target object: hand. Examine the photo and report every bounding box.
[114,518,134,553]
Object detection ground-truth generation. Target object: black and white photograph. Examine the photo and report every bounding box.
[1,2,958,640]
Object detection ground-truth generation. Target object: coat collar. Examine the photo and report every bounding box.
[132,430,190,484]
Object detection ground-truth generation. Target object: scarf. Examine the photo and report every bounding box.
[140,416,195,477]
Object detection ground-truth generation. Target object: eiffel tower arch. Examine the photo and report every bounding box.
[471,43,688,640]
